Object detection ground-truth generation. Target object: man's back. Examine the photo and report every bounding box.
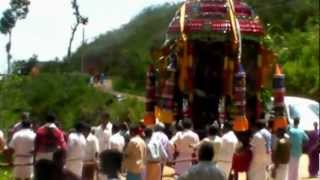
[178,162,226,180]
[202,136,222,162]
[110,132,125,152]
[218,131,238,161]
[123,136,146,174]
[174,130,199,154]
[35,123,67,154]
[289,127,308,157]
[9,129,35,163]
[67,132,87,160]
[85,133,100,161]
[95,125,112,152]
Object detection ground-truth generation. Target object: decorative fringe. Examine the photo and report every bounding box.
[158,108,174,124]
[233,115,249,132]
[273,116,288,131]
[144,113,155,126]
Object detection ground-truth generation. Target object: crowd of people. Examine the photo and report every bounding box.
[0,112,319,180]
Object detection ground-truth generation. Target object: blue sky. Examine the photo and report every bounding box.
[0,0,181,73]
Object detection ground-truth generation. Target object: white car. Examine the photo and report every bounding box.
[270,96,319,131]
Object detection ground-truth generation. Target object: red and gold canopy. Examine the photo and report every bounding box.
[167,0,264,41]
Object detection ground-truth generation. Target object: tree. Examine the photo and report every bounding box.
[12,54,38,75]
[67,0,88,58]
[0,0,30,74]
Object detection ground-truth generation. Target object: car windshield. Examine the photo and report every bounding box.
[289,104,318,119]
[308,104,319,116]
[289,105,300,119]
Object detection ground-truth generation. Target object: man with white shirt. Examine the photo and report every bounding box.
[95,112,112,152]
[152,123,172,161]
[196,124,222,163]
[145,125,169,180]
[82,123,100,180]
[8,120,36,180]
[216,121,238,178]
[65,122,87,178]
[171,119,200,176]
[110,123,125,152]
[248,120,272,180]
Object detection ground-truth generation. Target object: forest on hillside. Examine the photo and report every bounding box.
[65,0,319,98]
[0,0,319,130]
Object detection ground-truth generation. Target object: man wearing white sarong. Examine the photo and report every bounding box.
[171,119,199,176]
[95,112,112,152]
[8,120,36,180]
[65,122,87,178]
[83,124,100,180]
[110,123,125,152]
[216,122,238,178]
[248,121,272,180]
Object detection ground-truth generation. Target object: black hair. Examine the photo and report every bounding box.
[208,124,219,136]
[129,124,140,136]
[255,121,266,130]
[120,122,129,132]
[21,120,31,128]
[144,127,153,139]
[154,123,165,132]
[198,142,214,161]
[293,117,300,126]
[112,122,120,133]
[74,121,86,133]
[83,122,91,132]
[175,120,183,131]
[182,119,193,129]
[276,128,286,137]
[223,121,233,131]
[46,113,56,123]
[100,150,123,178]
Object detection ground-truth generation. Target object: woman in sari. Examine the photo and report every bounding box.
[307,122,319,178]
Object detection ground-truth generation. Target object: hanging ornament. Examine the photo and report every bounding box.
[233,63,249,131]
[159,56,177,124]
[272,64,288,131]
[144,64,156,125]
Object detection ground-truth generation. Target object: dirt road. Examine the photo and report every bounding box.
[163,155,318,180]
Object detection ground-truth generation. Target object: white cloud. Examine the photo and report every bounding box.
[0,0,181,73]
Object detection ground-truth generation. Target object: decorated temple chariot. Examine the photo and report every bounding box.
[144,0,288,134]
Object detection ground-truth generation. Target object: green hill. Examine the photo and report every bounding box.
[66,3,179,95]
[43,1,318,99]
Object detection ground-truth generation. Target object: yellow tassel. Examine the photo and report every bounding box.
[158,108,174,124]
[224,57,228,70]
